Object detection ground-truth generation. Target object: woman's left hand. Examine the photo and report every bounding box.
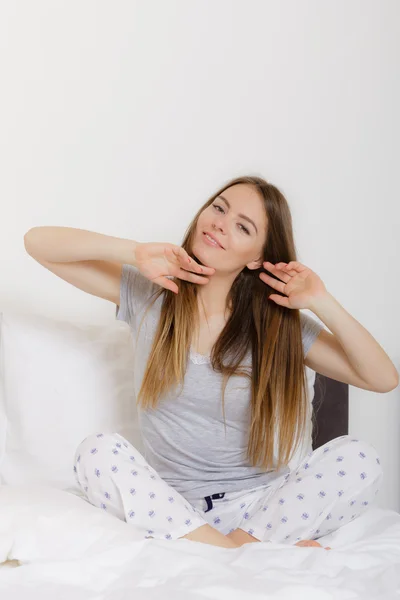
[259,261,328,310]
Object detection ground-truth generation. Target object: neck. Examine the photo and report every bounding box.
[196,270,237,320]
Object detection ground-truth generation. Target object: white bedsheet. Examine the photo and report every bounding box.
[0,485,399,599]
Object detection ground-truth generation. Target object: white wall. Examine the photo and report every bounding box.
[1,1,399,510]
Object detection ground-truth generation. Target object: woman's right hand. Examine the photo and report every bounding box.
[133,242,215,294]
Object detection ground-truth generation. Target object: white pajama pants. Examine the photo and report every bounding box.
[73,432,383,544]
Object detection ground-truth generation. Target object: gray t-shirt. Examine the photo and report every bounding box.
[116,263,324,502]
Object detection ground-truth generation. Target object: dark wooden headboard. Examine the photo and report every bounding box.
[312,373,349,450]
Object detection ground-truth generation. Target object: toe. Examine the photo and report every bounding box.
[295,539,325,548]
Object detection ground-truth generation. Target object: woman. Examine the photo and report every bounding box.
[25,175,397,550]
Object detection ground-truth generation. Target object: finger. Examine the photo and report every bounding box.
[185,255,215,275]
[259,272,287,292]
[268,294,290,308]
[154,276,179,294]
[263,262,291,283]
[166,246,192,268]
[275,262,297,277]
[176,268,210,284]
[273,261,306,277]
[167,247,215,275]
[284,267,298,277]
[284,261,307,273]
[282,266,298,277]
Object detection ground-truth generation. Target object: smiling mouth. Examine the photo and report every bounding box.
[202,231,224,249]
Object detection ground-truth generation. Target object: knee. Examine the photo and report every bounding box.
[332,435,383,480]
[74,431,119,464]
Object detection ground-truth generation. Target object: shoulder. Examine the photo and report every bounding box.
[121,264,160,303]
[116,264,163,326]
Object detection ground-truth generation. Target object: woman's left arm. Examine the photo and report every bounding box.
[260,260,399,393]
[308,291,399,393]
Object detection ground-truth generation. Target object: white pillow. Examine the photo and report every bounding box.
[0,485,145,564]
[0,311,144,494]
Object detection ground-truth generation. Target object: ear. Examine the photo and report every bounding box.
[246,256,264,271]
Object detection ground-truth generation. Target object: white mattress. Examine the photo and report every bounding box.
[0,485,399,598]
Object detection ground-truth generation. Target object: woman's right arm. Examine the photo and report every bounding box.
[24,226,139,306]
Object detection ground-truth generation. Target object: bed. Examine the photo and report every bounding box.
[0,314,400,599]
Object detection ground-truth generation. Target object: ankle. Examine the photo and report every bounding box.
[226,528,261,546]
[179,524,240,548]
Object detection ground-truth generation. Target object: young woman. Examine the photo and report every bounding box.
[25,175,397,551]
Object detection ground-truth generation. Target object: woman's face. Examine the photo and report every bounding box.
[193,184,268,272]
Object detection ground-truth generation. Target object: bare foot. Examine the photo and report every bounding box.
[295,539,331,550]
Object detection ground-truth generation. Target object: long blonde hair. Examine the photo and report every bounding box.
[135,175,311,472]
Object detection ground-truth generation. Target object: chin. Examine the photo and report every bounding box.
[192,235,223,270]
[191,247,211,269]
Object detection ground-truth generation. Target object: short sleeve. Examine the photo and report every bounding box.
[300,312,324,357]
[115,264,158,327]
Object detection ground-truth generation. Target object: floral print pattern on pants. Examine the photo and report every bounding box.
[73,433,383,543]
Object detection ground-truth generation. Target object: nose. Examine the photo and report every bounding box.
[211,216,225,234]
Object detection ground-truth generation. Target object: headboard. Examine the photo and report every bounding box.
[311,373,349,450]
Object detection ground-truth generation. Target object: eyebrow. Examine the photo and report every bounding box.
[217,195,258,234]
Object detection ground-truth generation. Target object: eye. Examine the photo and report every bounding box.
[212,204,250,235]
[239,223,250,235]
